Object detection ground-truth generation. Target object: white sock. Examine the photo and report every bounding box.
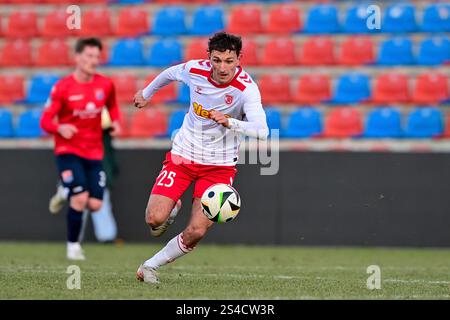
[67,241,81,250]
[143,233,193,270]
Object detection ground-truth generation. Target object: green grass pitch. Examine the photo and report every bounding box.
[1,242,450,299]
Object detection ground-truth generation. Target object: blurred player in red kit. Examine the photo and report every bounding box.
[40,38,121,260]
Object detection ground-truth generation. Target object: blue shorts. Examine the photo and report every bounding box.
[56,154,105,200]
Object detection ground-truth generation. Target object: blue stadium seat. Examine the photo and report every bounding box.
[383,3,417,33]
[148,39,183,67]
[333,73,371,104]
[110,39,145,66]
[16,109,44,138]
[117,0,145,3]
[283,108,322,138]
[26,74,59,104]
[178,83,190,104]
[305,5,339,34]
[167,109,187,138]
[153,7,187,36]
[421,3,450,32]
[190,6,224,35]
[343,4,380,34]
[417,36,450,66]
[404,107,443,138]
[0,109,14,138]
[377,37,414,65]
[364,107,402,138]
[265,108,282,137]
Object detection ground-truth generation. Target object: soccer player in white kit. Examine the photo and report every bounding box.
[133,32,268,284]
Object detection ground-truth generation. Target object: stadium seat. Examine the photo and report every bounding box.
[147,39,183,67]
[117,109,130,138]
[178,83,190,104]
[364,107,403,138]
[115,7,149,37]
[299,37,335,65]
[185,38,208,61]
[304,4,339,34]
[240,38,259,66]
[16,109,44,138]
[42,9,79,37]
[79,8,112,36]
[421,3,450,32]
[0,109,14,138]
[264,108,282,136]
[167,109,187,138]
[343,4,379,34]
[417,36,450,66]
[0,39,32,67]
[227,5,263,35]
[333,73,371,104]
[323,108,363,138]
[36,39,71,66]
[266,4,302,34]
[377,37,414,65]
[258,74,292,104]
[383,3,417,33]
[0,74,25,104]
[110,74,137,104]
[412,73,449,104]
[261,38,296,66]
[109,39,145,66]
[190,6,224,35]
[117,0,145,3]
[153,6,186,36]
[372,73,409,103]
[144,75,177,104]
[404,108,443,138]
[338,36,374,65]
[6,9,39,38]
[26,74,60,104]
[129,108,168,138]
[294,74,331,104]
[283,108,322,138]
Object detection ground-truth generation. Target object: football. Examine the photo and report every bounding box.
[201,184,241,223]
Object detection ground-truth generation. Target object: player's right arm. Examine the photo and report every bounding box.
[40,83,78,139]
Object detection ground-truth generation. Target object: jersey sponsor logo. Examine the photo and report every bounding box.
[225,94,233,105]
[68,94,84,102]
[61,170,74,184]
[73,102,102,118]
[193,102,231,120]
[95,89,105,101]
[195,86,202,94]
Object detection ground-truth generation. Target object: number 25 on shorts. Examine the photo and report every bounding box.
[156,170,176,187]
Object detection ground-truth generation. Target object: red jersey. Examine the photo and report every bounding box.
[40,73,120,160]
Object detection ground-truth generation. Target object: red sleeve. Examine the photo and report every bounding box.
[40,83,63,134]
[106,81,120,122]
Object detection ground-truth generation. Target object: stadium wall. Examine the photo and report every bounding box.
[1,149,450,247]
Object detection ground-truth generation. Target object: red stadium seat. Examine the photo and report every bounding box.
[261,38,297,66]
[412,73,449,104]
[79,8,111,36]
[323,108,363,138]
[6,9,39,38]
[338,36,374,65]
[129,108,168,138]
[228,6,263,35]
[240,38,259,66]
[36,39,71,66]
[299,37,335,65]
[185,38,208,61]
[444,115,450,138]
[144,75,177,104]
[111,74,137,104]
[0,39,32,67]
[0,74,25,104]
[266,5,302,34]
[42,9,79,37]
[294,74,331,104]
[154,0,219,2]
[258,74,292,104]
[115,7,149,37]
[373,73,410,103]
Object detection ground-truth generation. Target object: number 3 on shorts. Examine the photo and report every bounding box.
[156,170,176,188]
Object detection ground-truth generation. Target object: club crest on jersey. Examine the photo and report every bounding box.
[225,94,233,105]
[95,89,104,100]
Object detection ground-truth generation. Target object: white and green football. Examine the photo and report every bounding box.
[201,183,241,223]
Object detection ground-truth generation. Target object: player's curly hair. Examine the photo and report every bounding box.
[75,38,103,53]
[208,32,242,56]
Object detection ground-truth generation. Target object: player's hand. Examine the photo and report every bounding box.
[57,124,78,139]
[209,110,230,128]
[133,90,149,109]
[109,121,122,137]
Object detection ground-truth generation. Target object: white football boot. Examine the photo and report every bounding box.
[136,264,159,284]
[150,199,182,237]
[67,242,86,261]
[49,183,68,215]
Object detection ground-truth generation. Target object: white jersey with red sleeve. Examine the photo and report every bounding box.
[143,59,269,166]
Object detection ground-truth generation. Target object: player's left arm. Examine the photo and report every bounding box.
[105,81,121,136]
